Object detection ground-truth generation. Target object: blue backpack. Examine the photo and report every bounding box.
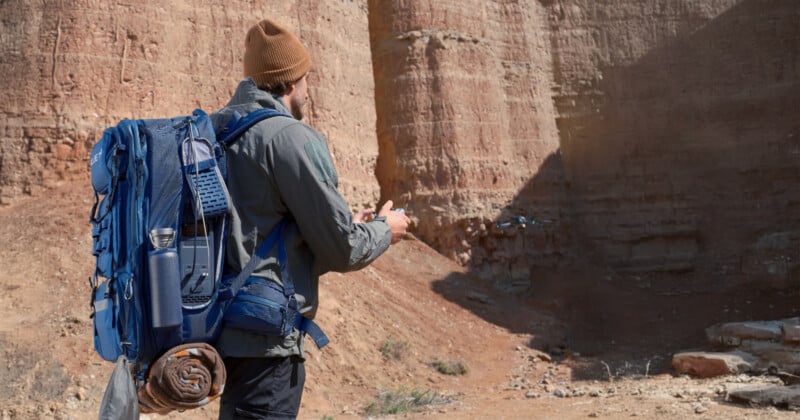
[88,108,326,382]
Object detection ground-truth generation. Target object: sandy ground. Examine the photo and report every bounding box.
[0,180,798,419]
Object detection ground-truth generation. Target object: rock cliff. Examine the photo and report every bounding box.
[2,0,799,287]
[369,0,562,279]
[549,0,800,287]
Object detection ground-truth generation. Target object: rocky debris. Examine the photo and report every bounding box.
[674,317,800,410]
[496,335,800,417]
[674,318,800,378]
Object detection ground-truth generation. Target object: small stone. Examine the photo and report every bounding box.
[509,379,525,390]
[76,387,86,401]
[693,404,708,414]
[554,388,568,398]
[525,390,539,398]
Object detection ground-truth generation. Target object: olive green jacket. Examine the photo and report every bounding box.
[212,78,392,358]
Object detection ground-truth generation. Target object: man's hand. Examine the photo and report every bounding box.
[377,200,410,244]
[353,208,376,224]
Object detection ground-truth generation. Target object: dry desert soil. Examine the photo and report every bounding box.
[1,180,798,419]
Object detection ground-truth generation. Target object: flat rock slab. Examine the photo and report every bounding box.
[707,320,784,346]
[706,317,800,347]
[728,384,800,410]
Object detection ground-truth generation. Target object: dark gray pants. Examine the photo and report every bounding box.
[218,357,305,420]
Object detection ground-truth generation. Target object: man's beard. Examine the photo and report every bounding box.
[290,97,306,120]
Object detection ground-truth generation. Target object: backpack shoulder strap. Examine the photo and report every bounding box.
[217,108,292,146]
[217,107,329,349]
[225,220,288,295]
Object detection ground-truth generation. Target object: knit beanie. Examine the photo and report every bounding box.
[243,19,312,89]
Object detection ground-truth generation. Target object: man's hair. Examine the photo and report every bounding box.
[265,81,292,97]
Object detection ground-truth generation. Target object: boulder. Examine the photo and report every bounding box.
[672,351,757,378]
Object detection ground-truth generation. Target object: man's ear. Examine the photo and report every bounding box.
[283,82,296,97]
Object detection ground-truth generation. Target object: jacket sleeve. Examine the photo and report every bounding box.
[268,123,392,274]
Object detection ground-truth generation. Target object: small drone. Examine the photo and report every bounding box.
[495,215,553,229]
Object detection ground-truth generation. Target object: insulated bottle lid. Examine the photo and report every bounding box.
[149,228,176,249]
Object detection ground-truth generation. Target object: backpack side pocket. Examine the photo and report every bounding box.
[93,281,123,362]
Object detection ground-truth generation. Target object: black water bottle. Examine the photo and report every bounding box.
[147,228,183,329]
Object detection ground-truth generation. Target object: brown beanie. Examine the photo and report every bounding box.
[243,19,312,89]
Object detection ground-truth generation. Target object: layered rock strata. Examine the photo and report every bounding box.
[0,0,379,207]
[550,0,800,281]
[368,0,562,278]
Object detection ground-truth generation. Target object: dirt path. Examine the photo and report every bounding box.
[0,181,796,419]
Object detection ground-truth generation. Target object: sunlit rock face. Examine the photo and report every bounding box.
[0,1,379,208]
[369,0,561,273]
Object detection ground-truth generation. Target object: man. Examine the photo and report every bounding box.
[212,19,410,419]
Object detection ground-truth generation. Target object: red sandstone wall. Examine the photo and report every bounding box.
[0,0,379,208]
[368,0,562,279]
[296,0,381,209]
[369,0,800,288]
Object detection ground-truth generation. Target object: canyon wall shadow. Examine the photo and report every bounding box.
[433,0,800,379]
